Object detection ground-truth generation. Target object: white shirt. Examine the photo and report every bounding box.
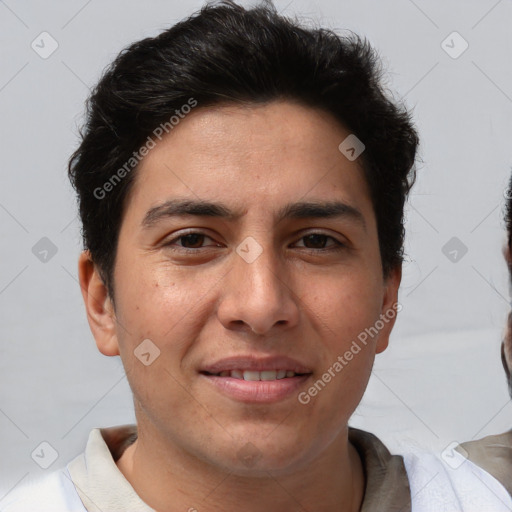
[1,425,511,512]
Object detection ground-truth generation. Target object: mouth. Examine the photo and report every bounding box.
[199,356,313,403]
[201,369,308,380]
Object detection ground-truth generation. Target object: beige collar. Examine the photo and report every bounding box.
[67,424,411,512]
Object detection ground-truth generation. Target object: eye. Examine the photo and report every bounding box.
[164,231,221,250]
[294,233,345,251]
[163,231,345,252]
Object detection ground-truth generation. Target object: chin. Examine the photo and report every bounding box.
[225,451,307,477]
[212,433,313,477]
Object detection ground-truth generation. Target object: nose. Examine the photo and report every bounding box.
[216,240,300,336]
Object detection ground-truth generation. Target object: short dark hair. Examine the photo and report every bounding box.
[68,0,418,301]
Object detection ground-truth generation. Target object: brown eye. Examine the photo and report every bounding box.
[295,233,344,250]
[302,234,329,249]
[177,233,207,249]
[164,231,220,251]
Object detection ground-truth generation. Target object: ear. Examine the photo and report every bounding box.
[78,250,120,357]
[375,264,402,354]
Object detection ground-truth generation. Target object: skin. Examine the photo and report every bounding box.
[78,100,401,512]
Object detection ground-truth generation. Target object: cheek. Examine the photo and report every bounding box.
[113,273,204,420]
[301,338,375,444]
[114,257,188,331]
[113,261,225,387]
[306,273,383,341]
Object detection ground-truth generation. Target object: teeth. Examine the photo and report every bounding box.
[215,370,298,380]
[243,371,260,381]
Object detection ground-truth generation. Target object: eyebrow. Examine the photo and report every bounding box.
[141,198,366,231]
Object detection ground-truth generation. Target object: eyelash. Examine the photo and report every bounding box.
[163,230,346,253]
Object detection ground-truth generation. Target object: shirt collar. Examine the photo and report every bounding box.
[67,424,411,512]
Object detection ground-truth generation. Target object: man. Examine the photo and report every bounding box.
[2,1,511,511]
[455,181,512,496]
[502,191,512,398]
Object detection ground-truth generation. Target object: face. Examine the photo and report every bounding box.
[80,100,401,475]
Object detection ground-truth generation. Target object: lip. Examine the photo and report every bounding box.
[199,355,313,403]
[200,355,312,374]
[200,373,311,403]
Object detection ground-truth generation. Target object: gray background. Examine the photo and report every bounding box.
[1,0,512,496]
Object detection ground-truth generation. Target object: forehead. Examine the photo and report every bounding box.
[127,100,374,226]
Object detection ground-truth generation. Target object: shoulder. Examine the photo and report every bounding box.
[403,446,512,511]
[0,468,86,512]
[458,429,512,497]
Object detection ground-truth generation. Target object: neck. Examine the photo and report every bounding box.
[116,423,365,512]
